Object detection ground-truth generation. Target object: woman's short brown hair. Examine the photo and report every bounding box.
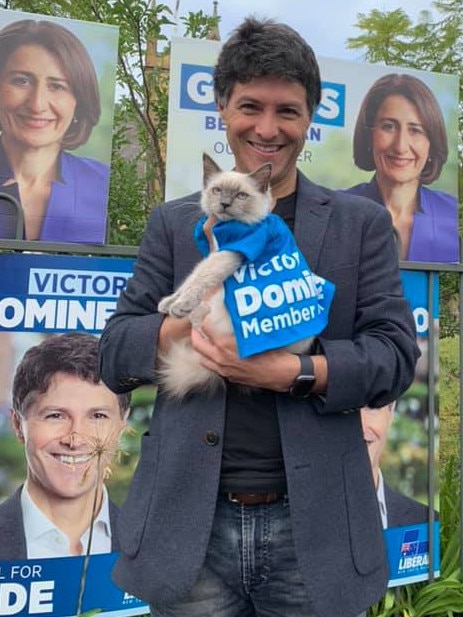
[0,19,101,150]
[352,73,448,185]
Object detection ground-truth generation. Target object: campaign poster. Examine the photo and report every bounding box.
[382,271,440,586]
[0,253,150,617]
[165,37,460,264]
[0,9,119,245]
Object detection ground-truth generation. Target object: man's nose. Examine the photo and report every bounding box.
[59,429,87,449]
[255,111,279,140]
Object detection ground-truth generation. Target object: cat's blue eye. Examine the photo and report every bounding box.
[212,186,222,194]
[237,192,249,200]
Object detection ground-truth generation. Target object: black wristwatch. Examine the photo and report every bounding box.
[288,354,316,399]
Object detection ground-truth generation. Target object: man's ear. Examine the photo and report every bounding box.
[217,100,227,120]
[10,409,25,443]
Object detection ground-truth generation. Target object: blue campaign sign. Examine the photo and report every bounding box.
[312,81,345,128]
[0,555,147,617]
[384,521,440,587]
[178,62,346,128]
[0,254,135,334]
[180,64,215,111]
[400,270,439,337]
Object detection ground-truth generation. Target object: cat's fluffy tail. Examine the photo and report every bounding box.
[157,338,224,399]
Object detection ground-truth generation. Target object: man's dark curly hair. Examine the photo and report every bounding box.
[214,17,321,116]
[13,332,131,416]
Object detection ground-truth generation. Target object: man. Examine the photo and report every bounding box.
[361,403,430,528]
[0,332,130,560]
[99,17,420,617]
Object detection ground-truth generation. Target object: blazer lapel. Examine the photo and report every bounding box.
[293,172,332,271]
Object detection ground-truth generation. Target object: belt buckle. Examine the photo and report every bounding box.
[227,493,243,504]
[226,492,280,505]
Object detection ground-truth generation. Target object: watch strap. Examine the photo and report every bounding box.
[288,354,316,398]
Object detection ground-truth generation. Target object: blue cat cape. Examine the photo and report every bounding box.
[194,214,335,358]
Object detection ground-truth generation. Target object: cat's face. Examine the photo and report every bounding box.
[201,154,272,224]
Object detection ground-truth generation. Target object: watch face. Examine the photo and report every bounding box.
[289,375,316,398]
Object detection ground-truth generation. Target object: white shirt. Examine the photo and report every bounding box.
[376,470,388,529]
[22,485,112,558]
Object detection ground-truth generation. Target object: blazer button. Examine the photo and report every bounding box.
[204,430,219,446]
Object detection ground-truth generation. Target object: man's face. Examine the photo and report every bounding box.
[218,76,311,199]
[360,404,394,486]
[12,373,127,510]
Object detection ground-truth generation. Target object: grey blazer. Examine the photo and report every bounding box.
[0,486,120,560]
[385,483,432,529]
[99,172,419,617]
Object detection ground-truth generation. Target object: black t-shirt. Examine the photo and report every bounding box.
[219,192,297,493]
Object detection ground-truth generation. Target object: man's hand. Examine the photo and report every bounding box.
[190,322,300,392]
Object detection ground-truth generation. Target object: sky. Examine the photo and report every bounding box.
[162,0,436,61]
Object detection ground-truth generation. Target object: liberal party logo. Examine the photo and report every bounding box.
[398,528,429,571]
[179,64,346,127]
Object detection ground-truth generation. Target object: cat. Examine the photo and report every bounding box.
[157,152,312,399]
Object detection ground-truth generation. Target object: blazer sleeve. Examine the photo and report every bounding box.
[99,204,179,393]
[315,202,420,412]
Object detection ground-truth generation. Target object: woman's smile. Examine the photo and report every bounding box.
[0,44,76,150]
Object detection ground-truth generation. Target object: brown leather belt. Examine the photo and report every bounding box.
[225,492,284,505]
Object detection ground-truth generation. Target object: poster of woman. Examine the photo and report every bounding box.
[346,73,458,263]
[0,10,118,244]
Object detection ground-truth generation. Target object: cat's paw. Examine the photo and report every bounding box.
[159,291,201,318]
[158,294,176,314]
[168,295,197,318]
[189,302,211,328]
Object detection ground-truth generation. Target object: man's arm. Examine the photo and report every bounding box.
[99,204,191,393]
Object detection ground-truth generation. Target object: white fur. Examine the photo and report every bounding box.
[156,155,311,399]
[157,289,231,398]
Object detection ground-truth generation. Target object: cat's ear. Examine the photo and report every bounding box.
[203,153,222,186]
[250,163,272,193]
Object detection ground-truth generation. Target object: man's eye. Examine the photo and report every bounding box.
[280,108,299,117]
[44,412,63,420]
[92,412,109,420]
[239,103,258,113]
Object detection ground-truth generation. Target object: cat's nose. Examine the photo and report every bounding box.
[220,201,231,209]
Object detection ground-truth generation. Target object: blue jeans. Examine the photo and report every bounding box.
[150,494,318,617]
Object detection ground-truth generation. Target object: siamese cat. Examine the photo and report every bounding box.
[157,153,311,398]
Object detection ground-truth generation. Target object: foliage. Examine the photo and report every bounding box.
[439,334,460,466]
[1,0,220,246]
[106,101,152,245]
[181,9,219,39]
[346,8,415,65]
